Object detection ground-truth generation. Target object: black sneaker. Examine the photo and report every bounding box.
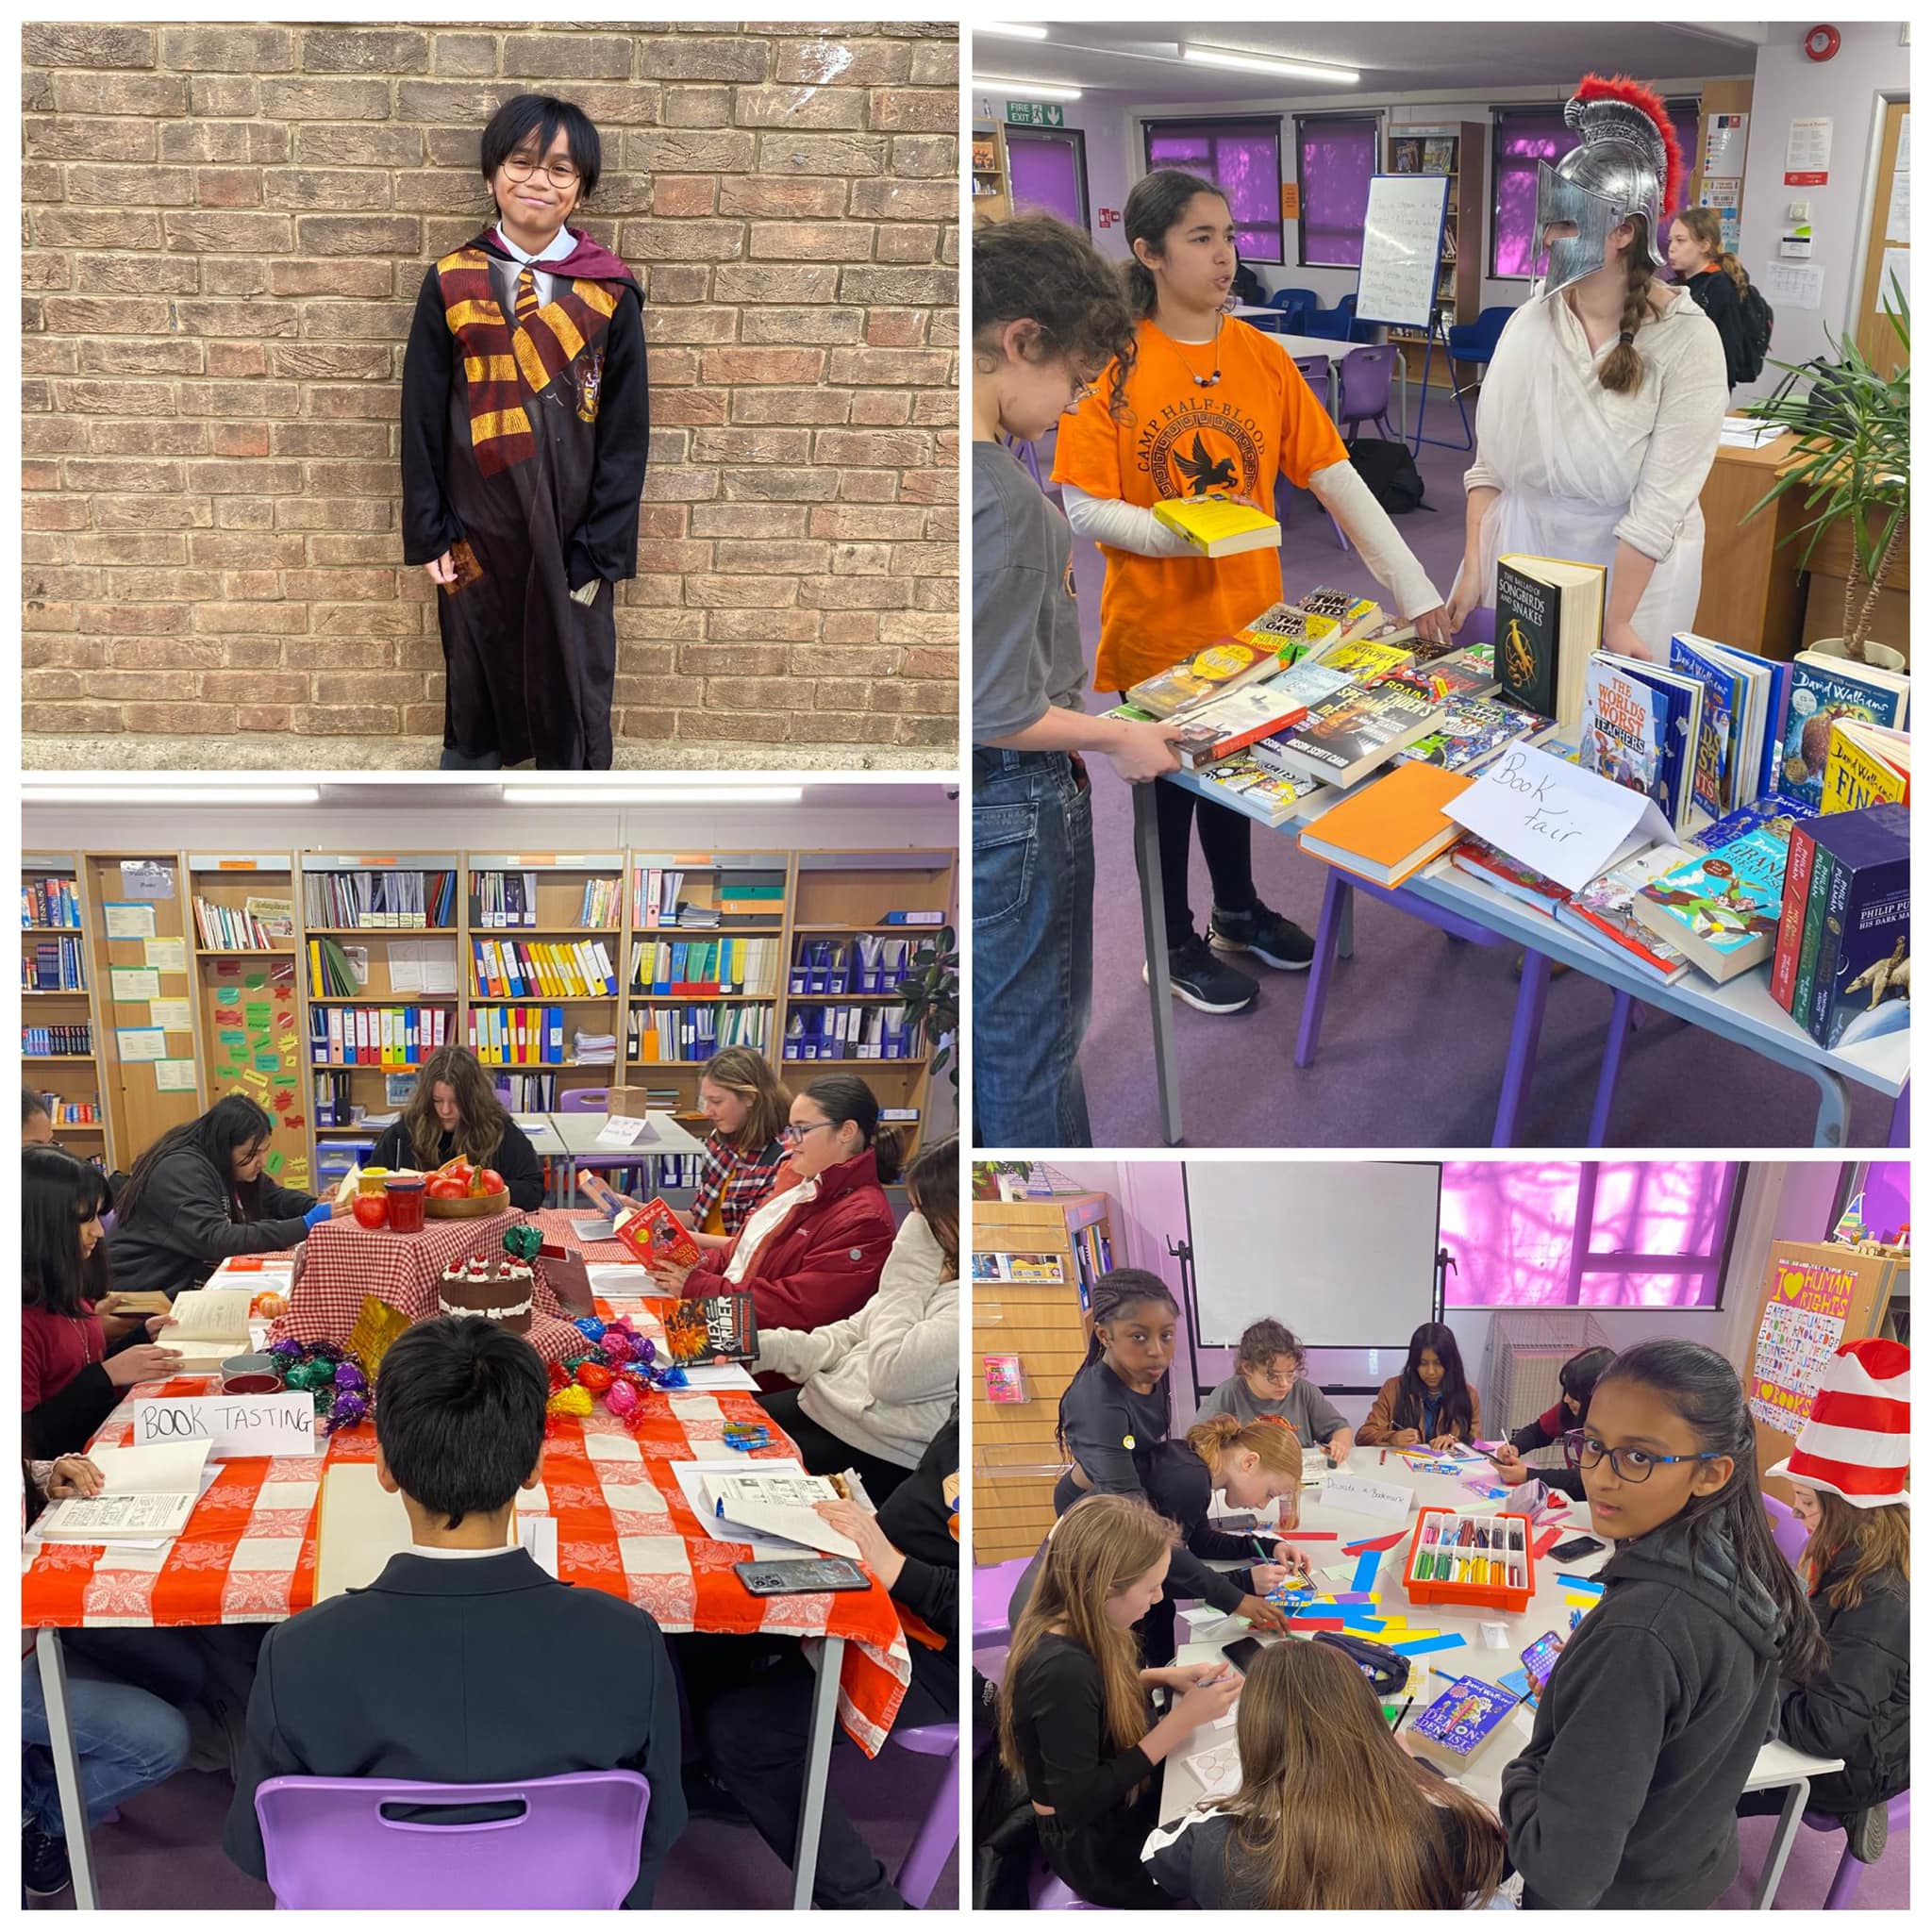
[680,1765,751,1824]
[23,1818,71,1899]
[1847,1803,1890,1863]
[1208,898,1315,972]
[1142,933,1258,1014]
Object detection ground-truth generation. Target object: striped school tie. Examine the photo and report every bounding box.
[514,264,540,327]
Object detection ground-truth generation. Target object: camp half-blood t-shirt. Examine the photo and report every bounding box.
[1053,315,1349,693]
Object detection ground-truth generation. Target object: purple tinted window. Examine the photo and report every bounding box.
[1143,120,1283,262]
[1296,117,1378,267]
[1492,98,1703,278]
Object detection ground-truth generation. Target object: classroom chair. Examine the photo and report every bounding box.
[1804,1790,1908,1908]
[1336,344,1399,443]
[1444,304,1513,401]
[891,1722,960,1907]
[254,1771,651,1909]
[1302,292,1365,343]
[973,1557,1034,1651]
[557,1085,638,1203]
[1763,1493,1810,1569]
[1270,288,1318,333]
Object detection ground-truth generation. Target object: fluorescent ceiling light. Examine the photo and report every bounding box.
[976,22,1049,40]
[973,76,1083,101]
[503,786,806,806]
[1182,44,1359,84]
[24,785,321,805]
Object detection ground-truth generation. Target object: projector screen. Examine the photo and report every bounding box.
[1184,1161,1443,1349]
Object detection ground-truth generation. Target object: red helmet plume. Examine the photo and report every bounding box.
[1574,73,1686,216]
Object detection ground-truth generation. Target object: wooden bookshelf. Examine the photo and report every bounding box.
[22,852,110,1160]
[189,853,309,1195]
[972,120,1011,223]
[77,849,200,1168]
[971,1189,1118,1564]
[42,838,957,1186]
[1381,122,1486,391]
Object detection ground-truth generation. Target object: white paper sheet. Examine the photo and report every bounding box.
[103,903,157,941]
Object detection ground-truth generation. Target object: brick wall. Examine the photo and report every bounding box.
[23,23,959,765]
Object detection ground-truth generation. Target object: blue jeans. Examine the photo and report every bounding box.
[973,748,1093,1147]
[22,1635,198,1837]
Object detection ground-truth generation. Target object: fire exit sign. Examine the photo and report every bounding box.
[1007,102,1064,126]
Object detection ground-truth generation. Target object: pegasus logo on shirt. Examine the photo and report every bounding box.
[1136,399,1263,502]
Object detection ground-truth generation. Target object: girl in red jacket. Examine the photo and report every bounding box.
[651,1074,899,1333]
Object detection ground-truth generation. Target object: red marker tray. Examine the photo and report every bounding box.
[1403,1507,1535,1614]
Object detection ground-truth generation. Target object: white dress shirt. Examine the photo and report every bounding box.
[492,221,578,311]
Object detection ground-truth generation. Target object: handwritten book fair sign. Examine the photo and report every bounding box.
[1748,1252,1857,1435]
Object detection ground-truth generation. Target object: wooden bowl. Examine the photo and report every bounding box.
[424,1189,511,1221]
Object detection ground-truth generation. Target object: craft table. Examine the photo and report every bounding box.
[1132,767,1909,1147]
[25,1238,908,1911]
[1158,1455,1842,1909]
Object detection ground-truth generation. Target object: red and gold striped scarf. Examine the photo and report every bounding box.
[436,246,622,476]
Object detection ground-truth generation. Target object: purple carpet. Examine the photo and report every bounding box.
[30,1750,957,1911]
[1042,425,1896,1149]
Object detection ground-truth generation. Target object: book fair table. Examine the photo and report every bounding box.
[25,1250,908,1909]
[1155,1454,1843,1910]
[1133,768,1909,1148]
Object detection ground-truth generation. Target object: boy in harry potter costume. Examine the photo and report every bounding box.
[402,95,649,771]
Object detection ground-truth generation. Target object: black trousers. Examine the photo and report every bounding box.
[1151,778,1257,946]
[757,1387,912,1506]
[688,1635,953,1909]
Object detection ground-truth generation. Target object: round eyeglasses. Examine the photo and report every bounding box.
[779,1120,835,1147]
[501,153,580,189]
[1562,1430,1724,1483]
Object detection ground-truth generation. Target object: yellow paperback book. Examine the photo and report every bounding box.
[1316,637,1416,681]
[1821,718,1910,813]
[1152,493,1282,558]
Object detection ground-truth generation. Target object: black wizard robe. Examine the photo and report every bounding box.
[401,227,648,769]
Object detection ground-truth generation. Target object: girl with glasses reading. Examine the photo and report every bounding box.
[402,93,648,770]
[1498,1340,1825,1908]
[650,1074,899,1332]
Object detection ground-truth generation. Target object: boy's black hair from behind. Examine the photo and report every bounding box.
[24,1085,51,1126]
[481,93,602,202]
[973,211,1139,418]
[375,1315,547,1530]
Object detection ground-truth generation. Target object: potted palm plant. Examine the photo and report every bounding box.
[896,924,958,1098]
[1740,275,1908,668]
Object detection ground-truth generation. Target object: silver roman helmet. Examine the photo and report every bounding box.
[1534,74,1684,298]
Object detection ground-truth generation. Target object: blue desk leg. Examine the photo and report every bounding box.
[1134,780,1185,1145]
[1890,1080,1909,1146]
[1492,951,1551,1146]
[1295,872,1350,1068]
[1588,990,1637,1147]
[1750,1776,1810,1908]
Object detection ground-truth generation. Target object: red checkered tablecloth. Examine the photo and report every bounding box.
[25,1222,912,1754]
[269,1208,650,1366]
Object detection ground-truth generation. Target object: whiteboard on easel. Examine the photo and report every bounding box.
[1356,173,1451,329]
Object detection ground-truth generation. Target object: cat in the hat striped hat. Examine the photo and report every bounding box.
[1750,1337,1908,1850]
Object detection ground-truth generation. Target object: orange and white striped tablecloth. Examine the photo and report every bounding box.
[23,1290,910,1753]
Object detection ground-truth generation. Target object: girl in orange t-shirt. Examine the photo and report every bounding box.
[1054,172,1450,1015]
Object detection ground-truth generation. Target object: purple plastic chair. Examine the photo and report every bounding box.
[255,1771,650,1909]
[1805,1790,1909,1907]
[1337,344,1398,442]
[974,1556,1033,1650]
[891,1722,960,1907]
[1764,1493,1811,1569]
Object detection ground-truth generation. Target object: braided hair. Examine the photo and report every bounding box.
[1057,1268,1178,1455]
[1598,215,1659,396]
